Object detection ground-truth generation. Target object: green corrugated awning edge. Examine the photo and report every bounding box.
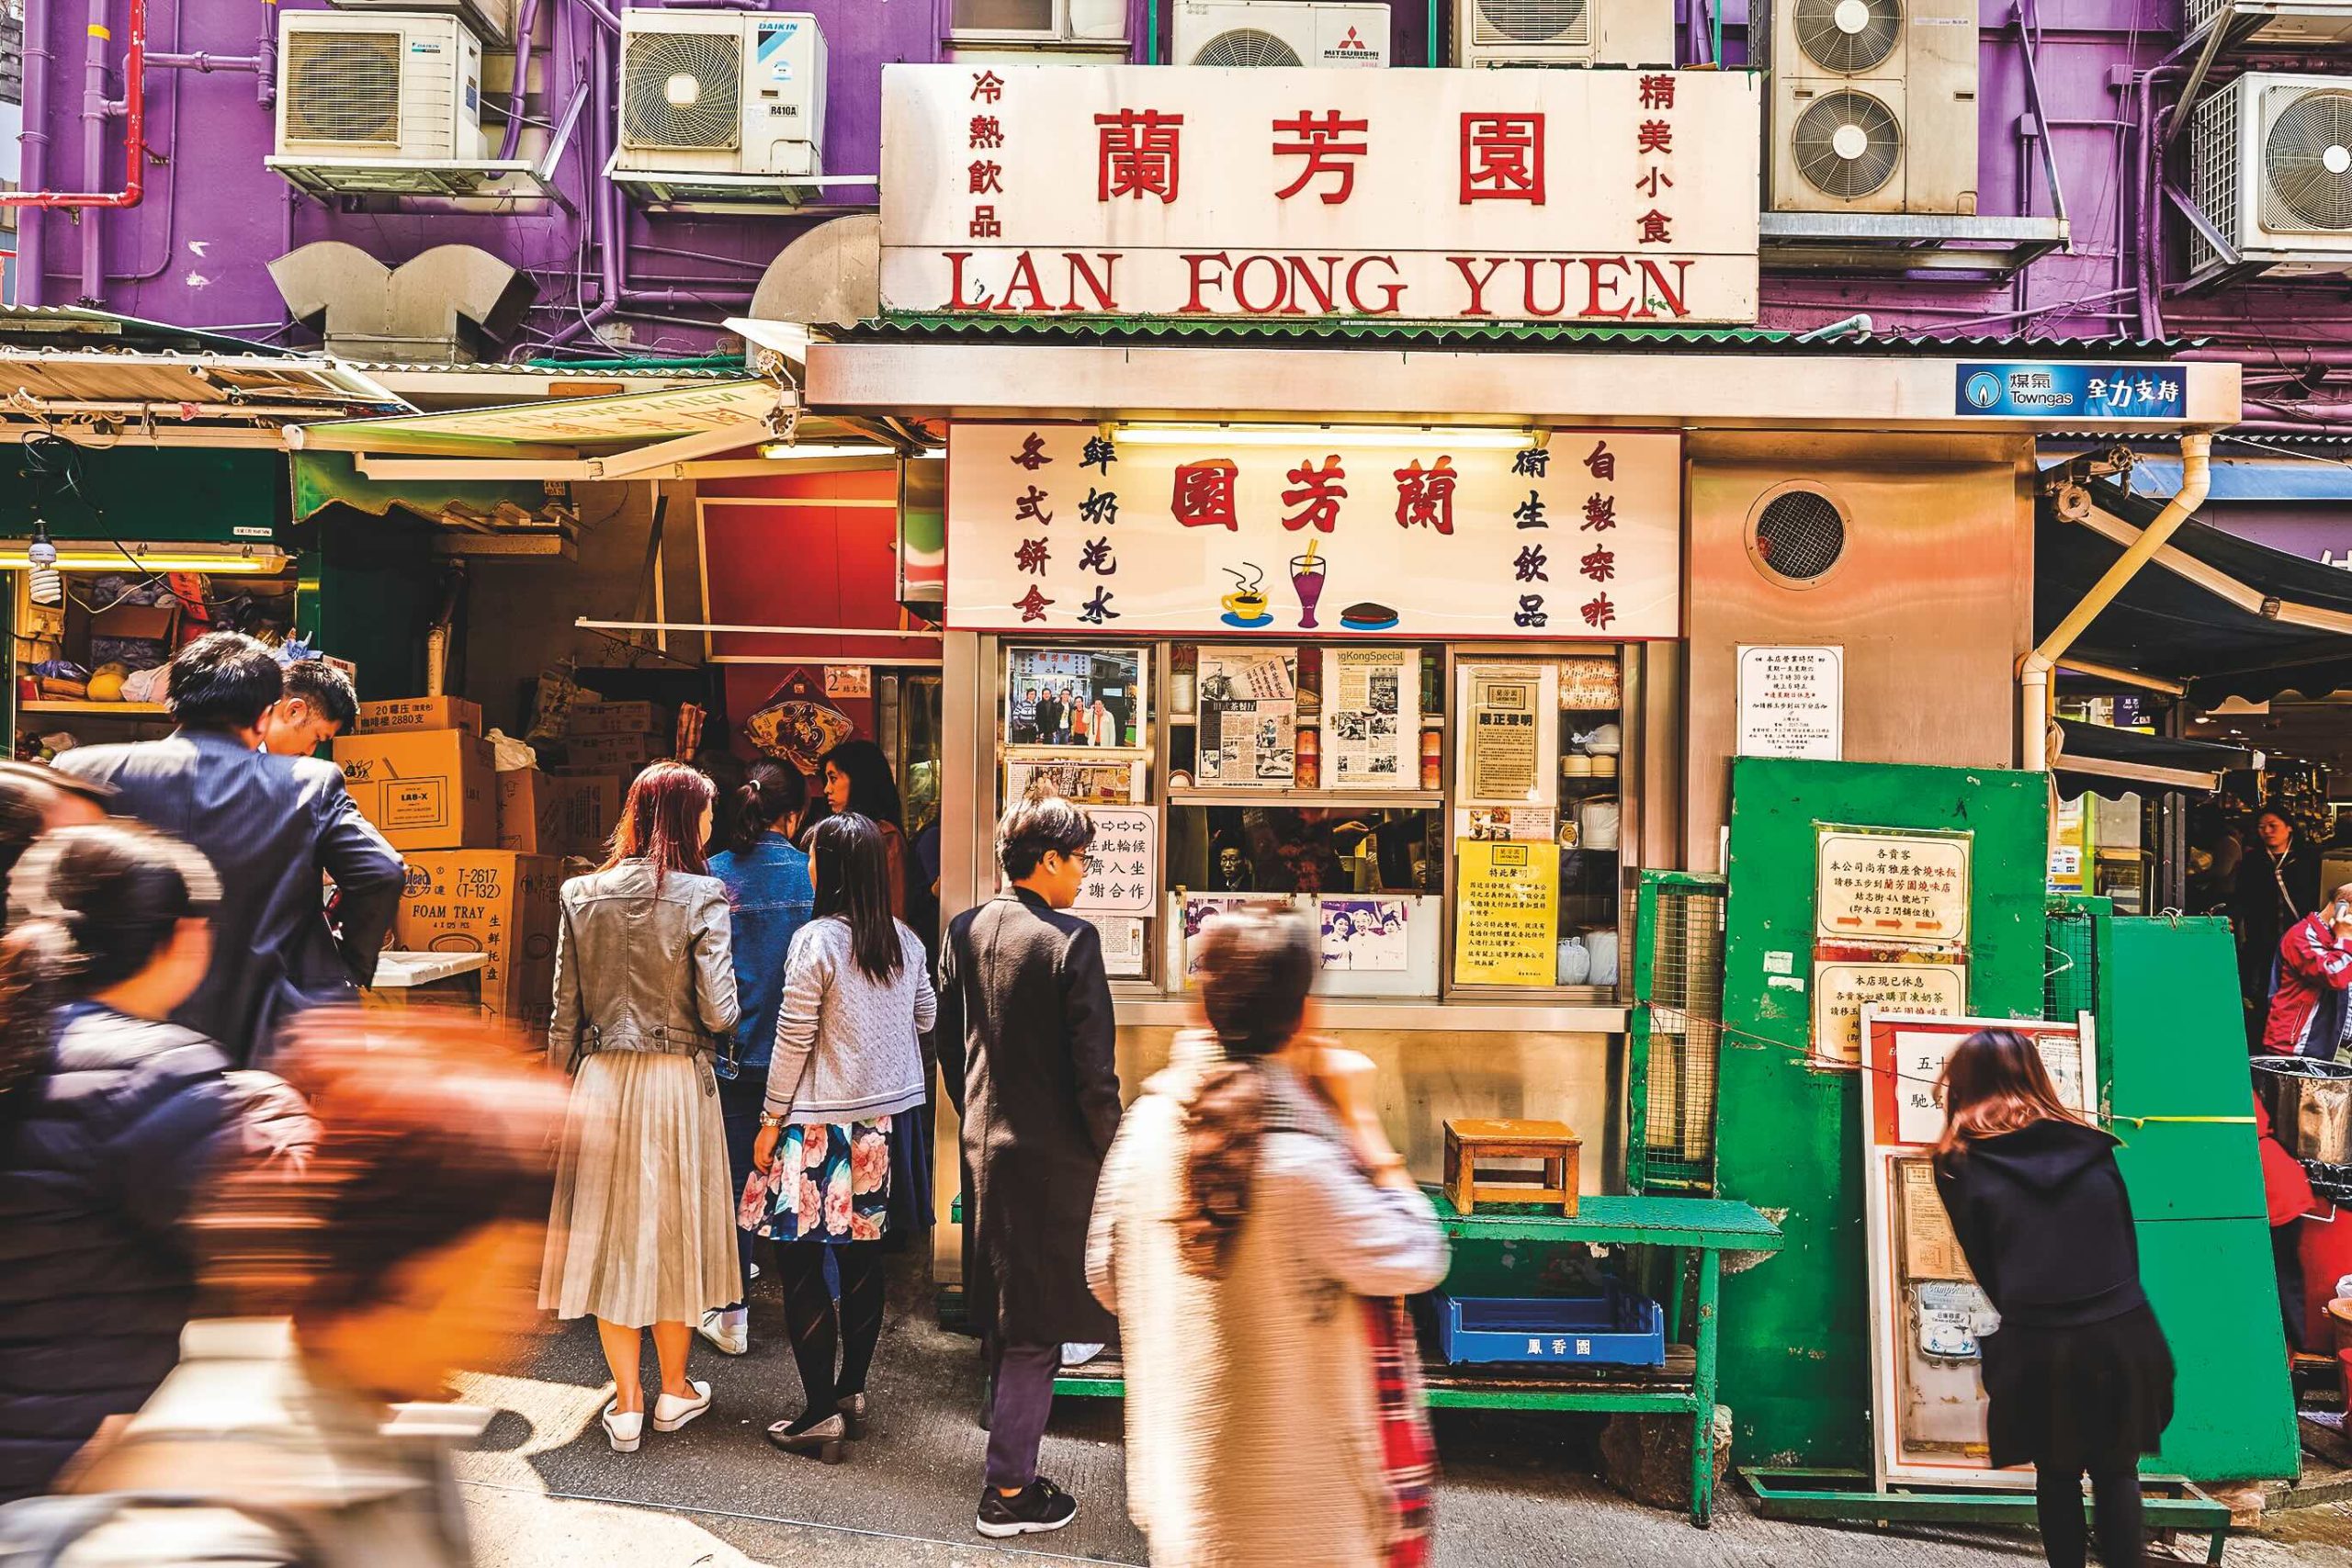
[850,314,1792,347]
[291,450,561,527]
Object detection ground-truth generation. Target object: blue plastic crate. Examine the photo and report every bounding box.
[1433,1285,1667,1367]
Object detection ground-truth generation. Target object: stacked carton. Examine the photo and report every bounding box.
[563,699,667,773]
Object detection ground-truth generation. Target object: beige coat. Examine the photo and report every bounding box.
[1087,1042,1448,1567]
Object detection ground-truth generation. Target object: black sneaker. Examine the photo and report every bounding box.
[976,1476,1079,1539]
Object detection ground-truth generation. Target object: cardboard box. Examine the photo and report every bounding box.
[497,768,623,858]
[564,731,661,770]
[394,852,561,1025]
[334,729,498,852]
[569,700,663,738]
[90,603,178,643]
[357,696,483,737]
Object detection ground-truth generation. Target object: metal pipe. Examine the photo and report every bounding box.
[575,0,623,34]
[147,51,259,73]
[2019,433,2211,773]
[2,0,144,220]
[18,0,54,301]
[500,0,543,162]
[255,0,275,109]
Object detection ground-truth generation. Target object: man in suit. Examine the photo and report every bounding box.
[1031,688,1063,750]
[57,632,404,1066]
[935,791,1118,1541]
[257,656,360,758]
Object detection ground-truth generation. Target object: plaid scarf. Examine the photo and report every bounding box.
[1364,1294,1437,1565]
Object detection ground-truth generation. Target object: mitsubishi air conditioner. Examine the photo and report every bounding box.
[2191,73,2352,276]
[1172,0,1390,66]
[1759,0,1978,216]
[275,11,489,169]
[1453,0,1674,68]
[615,7,828,180]
[2186,0,2352,48]
[326,0,516,48]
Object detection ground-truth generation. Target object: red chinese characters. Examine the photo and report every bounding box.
[1394,457,1459,534]
[1272,111,1369,205]
[1097,108,1183,204]
[1459,114,1544,204]
[1281,455,1348,533]
[1171,459,1239,530]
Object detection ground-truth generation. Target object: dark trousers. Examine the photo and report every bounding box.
[777,1235,886,1418]
[986,1342,1059,1491]
[2035,1464,2144,1568]
[717,1069,767,1304]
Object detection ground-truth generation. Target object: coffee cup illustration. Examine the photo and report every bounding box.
[1219,563,1274,627]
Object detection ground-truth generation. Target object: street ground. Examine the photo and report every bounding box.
[454,1263,2352,1567]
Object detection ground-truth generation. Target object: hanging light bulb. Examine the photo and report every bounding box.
[25,517,62,607]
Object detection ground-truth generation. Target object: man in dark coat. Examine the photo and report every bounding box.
[56,633,404,1066]
[1031,689,1064,750]
[936,793,1118,1541]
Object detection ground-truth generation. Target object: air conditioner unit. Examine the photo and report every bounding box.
[2190,73,2352,276]
[1761,0,1978,216]
[1172,0,1390,66]
[275,10,488,168]
[1453,0,1674,68]
[615,8,827,180]
[327,0,516,49]
[2186,0,2352,48]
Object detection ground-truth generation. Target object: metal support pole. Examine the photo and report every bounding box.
[1690,1247,1721,1528]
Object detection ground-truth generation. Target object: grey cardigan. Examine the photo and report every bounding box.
[548,860,740,1071]
[763,917,936,1124]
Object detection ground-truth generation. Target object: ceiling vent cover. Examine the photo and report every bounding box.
[1194,26,1306,65]
[284,30,404,145]
[1792,89,1904,199]
[1793,0,1902,74]
[1749,488,1849,587]
[624,28,743,151]
[2264,85,2352,230]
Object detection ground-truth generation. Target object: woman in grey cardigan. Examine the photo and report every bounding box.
[540,762,741,1454]
[752,811,936,1462]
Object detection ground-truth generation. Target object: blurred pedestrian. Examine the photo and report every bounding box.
[2261,883,2352,1059]
[2235,807,2323,1016]
[702,760,816,1358]
[0,824,243,1502]
[53,632,403,1066]
[1934,1029,2174,1568]
[3,1010,566,1566]
[541,761,741,1453]
[255,658,358,759]
[935,793,1120,1540]
[817,739,910,920]
[753,813,935,1463]
[1088,908,1447,1567]
[0,761,111,910]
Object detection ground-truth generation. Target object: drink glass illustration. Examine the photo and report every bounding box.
[1291,550,1327,629]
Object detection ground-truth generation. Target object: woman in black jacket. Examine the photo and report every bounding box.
[1933,1029,2176,1568]
[0,823,242,1501]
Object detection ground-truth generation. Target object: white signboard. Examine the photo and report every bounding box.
[1816,829,1972,947]
[946,423,1680,638]
[1074,806,1157,916]
[1737,645,1843,761]
[1812,961,1968,1069]
[882,64,1761,323]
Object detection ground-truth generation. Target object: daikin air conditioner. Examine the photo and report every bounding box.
[275,10,488,166]
[1172,0,1390,66]
[1759,0,1978,216]
[2190,73,2352,276]
[2186,0,2352,48]
[1453,0,1674,68]
[326,0,516,49]
[615,7,827,179]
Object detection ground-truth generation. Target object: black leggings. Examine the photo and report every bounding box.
[2035,1463,2144,1568]
[777,1235,886,1418]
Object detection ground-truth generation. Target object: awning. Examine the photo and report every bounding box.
[2087,457,2352,503]
[290,450,578,558]
[2050,717,2254,800]
[2037,479,2352,705]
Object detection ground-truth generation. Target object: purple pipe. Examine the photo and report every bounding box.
[499,0,542,162]
[79,0,110,302]
[147,51,259,72]
[256,1,274,109]
[18,0,52,304]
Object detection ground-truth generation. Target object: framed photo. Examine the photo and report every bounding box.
[1006,646,1148,750]
[1004,755,1142,807]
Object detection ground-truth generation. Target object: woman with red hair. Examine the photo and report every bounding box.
[540,762,742,1453]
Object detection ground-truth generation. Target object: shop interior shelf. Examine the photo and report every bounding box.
[19,700,169,716]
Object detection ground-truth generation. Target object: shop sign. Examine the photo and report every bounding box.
[1955,364,2186,421]
[945,423,1680,638]
[822,665,871,698]
[1811,960,1967,1069]
[1454,838,1559,987]
[881,64,1760,323]
[1815,829,1971,946]
[1736,645,1842,761]
[1073,806,1157,916]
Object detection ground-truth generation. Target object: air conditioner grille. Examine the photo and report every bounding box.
[2263,86,2352,231]
[1474,0,1590,45]
[1792,0,1902,74]
[1193,26,1304,66]
[623,29,743,152]
[1791,89,1903,200]
[1752,491,1849,584]
[284,30,404,146]
[2189,84,2238,274]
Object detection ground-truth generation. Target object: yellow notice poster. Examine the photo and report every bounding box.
[1455,838,1559,986]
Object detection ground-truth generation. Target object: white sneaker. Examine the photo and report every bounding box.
[1060,1342,1105,1367]
[697,1306,749,1356]
[602,1401,643,1452]
[653,1379,713,1433]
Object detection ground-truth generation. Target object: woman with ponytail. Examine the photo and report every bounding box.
[0,823,242,1502]
[1086,908,1448,1566]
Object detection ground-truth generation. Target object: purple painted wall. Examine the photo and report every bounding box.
[11,0,2348,423]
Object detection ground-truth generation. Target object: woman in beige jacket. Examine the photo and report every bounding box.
[1087,908,1448,1566]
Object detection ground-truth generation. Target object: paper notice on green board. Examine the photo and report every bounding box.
[1455,838,1557,987]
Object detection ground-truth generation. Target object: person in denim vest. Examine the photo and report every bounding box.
[701,761,816,1357]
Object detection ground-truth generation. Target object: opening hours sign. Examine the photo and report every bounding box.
[881,64,1762,325]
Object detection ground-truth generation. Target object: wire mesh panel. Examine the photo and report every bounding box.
[1629,871,1727,1193]
[2045,897,2100,1022]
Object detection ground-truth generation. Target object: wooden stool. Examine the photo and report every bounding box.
[1444,1118,1581,1217]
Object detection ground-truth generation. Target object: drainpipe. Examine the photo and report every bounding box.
[2018,433,2211,773]
[256,0,276,109]
[1,0,145,215]
[500,0,542,160]
[17,0,53,302]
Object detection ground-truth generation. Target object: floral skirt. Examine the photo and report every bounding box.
[758,1116,892,1244]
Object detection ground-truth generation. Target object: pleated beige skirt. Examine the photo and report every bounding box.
[539,1050,739,1327]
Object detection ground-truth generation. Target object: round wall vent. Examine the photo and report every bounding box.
[1747,486,1849,588]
